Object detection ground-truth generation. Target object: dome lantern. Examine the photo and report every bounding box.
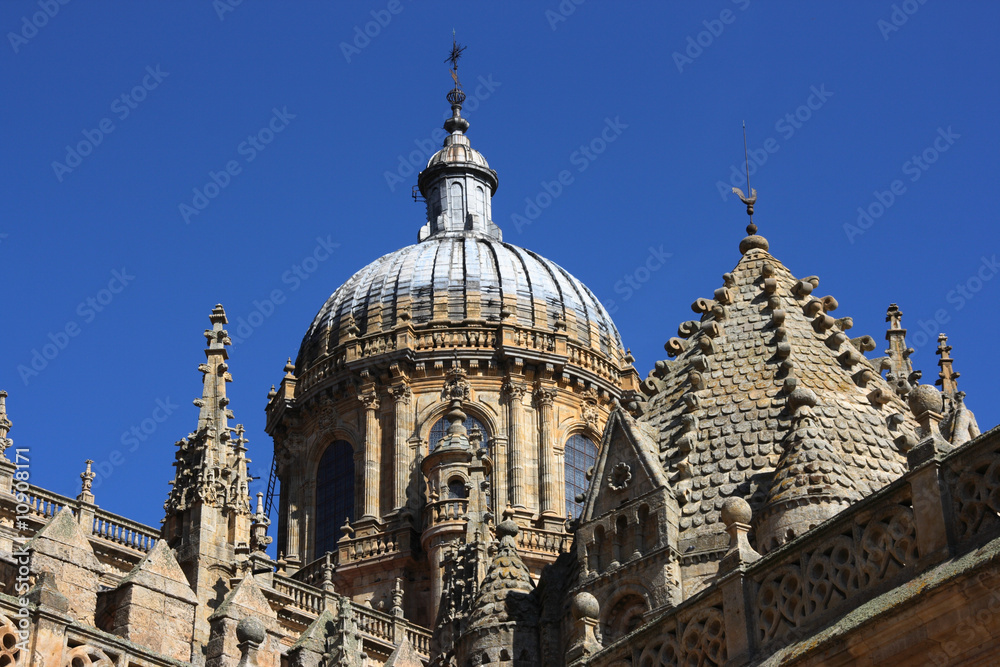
[416,44,501,243]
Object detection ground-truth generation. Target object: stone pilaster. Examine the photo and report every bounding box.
[503,380,527,509]
[534,385,558,516]
[391,382,413,512]
[359,387,381,520]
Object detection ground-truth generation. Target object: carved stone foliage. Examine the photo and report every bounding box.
[63,645,114,667]
[0,614,23,666]
[945,440,1000,544]
[754,501,918,646]
[443,367,471,402]
[635,605,726,667]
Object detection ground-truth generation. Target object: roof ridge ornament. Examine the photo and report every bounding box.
[734,122,769,255]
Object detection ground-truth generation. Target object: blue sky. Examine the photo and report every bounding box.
[2,1,998,533]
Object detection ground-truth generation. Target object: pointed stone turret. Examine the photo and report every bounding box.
[161,304,254,651]
[755,388,863,553]
[456,518,539,667]
[634,207,917,583]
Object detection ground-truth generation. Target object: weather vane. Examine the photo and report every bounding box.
[732,121,757,232]
[445,30,466,88]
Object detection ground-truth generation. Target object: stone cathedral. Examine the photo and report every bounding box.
[1,61,999,667]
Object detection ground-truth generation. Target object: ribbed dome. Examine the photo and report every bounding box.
[426,132,491,169]
[296,235,622,371]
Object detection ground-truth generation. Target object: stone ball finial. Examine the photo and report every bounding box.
[787,387,818,413]
[497,518,519,539]
[739,234,770,255]
[908,384,943,416]
[721,497,753,527]
[236,616,266,644]
[571,592,600,620]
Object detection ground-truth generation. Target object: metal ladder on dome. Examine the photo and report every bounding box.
[263,452,279,519]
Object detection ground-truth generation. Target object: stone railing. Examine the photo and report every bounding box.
[16,484,66,521]
[269,573,431,659]
[567,342,619,384]
[589,426,1000,666]
[8,485,158,553]
[517,525,571,556]
[412,327,498,352]
[425,498,468,525]
[272,573,326,615]
[90,511,158,552]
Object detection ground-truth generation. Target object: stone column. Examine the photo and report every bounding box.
[391,383,413,512]
[359,389,381,520]
[535,386,558,516]
[504,381,527,508]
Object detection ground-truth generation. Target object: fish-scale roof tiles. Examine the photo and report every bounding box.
[637,233,918,551]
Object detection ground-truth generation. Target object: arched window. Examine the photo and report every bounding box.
[429,415,490,452]
[564,434,597,518]
[315,440,354,557]
[448,477,469,499]
[448,182,464,225]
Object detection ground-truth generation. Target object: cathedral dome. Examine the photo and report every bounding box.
[293,80,623,378]
[296,235,622,372]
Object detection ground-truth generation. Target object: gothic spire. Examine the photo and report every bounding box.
[935,333,960,403]
[164,305,251,527]
[0,390,11,461]
[882,304,920,397]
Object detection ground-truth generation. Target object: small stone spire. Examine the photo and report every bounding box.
[883,304,919,396]
[78,460,96,504]
[250,491,272,554]
[935,333,960,404]
[0,390,11,461]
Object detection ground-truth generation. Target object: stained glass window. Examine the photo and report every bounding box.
[315,440,354,557]
[565,434,597,518]
[429,415,489,452]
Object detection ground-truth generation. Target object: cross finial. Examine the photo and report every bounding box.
[446,30,466,88]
